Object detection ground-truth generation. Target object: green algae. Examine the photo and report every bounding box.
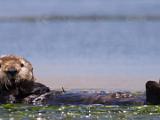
[0,104,160,119]
[2,103,15,109]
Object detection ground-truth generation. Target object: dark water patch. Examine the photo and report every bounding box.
[1,15,160,22]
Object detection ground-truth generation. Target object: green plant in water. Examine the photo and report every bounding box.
[2,104,15,109]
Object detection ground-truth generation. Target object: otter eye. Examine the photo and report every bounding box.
[0,64,1,68]
[20,63,24,67]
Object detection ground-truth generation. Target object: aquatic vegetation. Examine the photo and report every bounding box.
[0,104,160,120]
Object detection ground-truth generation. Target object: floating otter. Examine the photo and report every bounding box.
[0,55,151,105]
[0,55,50,103]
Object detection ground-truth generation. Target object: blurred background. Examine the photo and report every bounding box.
[0,0,160,91]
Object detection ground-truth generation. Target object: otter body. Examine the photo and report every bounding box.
[0,55,49,103]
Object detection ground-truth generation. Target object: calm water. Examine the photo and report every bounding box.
[0,0,160,91]
[0,0,160,119]
[1,21,160,91]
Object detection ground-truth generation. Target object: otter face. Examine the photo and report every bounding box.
[0,55,34,89]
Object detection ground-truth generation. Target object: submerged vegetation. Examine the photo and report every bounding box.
[1,104,160,120]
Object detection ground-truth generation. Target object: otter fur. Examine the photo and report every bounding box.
[0,55,50,103]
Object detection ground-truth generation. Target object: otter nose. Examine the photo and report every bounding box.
[6,67,18,76]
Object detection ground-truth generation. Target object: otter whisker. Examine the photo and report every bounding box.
[8,79,12,86]
[3,78,12,90]
[5,81,9,90]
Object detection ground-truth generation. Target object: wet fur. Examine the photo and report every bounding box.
[0,55,34,93]
[0,55,50,103]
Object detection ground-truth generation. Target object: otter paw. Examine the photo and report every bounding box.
[32,92,52,105]
[31,82,50,95]
[23,95,39,104]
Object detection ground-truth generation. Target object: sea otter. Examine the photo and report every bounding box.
[0,55,147,105]
[0,55,50,103]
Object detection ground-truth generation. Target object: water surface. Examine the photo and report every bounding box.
[1,104,160,120]
[0,0,160,91]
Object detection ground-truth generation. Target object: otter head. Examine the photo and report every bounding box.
[0,55,34,90]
